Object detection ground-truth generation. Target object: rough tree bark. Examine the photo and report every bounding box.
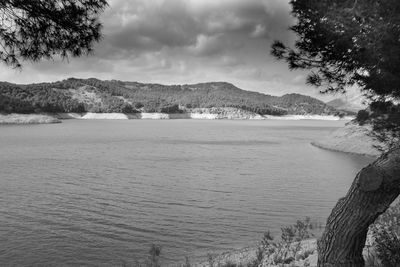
[317,147,400,267]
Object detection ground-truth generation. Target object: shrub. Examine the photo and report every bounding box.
[257,217,316,266]
[146,244,162,267]
[207,253,216,267]
[183,256,191,267]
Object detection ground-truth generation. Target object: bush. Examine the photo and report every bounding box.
[146,244,162,267]
[256,217,316,266]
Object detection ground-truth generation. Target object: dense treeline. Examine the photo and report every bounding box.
[0,82,85,113]
[0,78,341,115]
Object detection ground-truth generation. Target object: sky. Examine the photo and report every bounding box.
[0,0,350,100]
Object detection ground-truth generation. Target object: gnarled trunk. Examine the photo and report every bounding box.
[317,147,400,267]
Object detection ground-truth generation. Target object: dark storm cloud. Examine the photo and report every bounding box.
[102,0,200,53]
[99,0,294,56]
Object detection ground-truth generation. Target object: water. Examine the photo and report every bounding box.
[0,120,373,266]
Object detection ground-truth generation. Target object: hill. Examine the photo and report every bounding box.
[0,78,343,116]
[326,95,366,114]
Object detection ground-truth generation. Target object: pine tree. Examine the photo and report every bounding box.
[271,1,400,266]
[0,0,107,68]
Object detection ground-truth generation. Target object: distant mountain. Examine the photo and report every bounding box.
[0,78,344,116]
[326,95,366,113]
[273,93,338,115]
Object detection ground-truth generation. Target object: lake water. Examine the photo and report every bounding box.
[0,120,373,266]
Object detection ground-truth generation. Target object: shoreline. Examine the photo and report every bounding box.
[194,234,378,267]
[0,112,353,124]
[311,122,384,157]
[0,113,61,124]
[311,141,378,157]
[57,112,353,121]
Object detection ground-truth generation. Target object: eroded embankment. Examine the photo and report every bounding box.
[0,113,61,124]
[311,122,384,157]
[2,109,351,124]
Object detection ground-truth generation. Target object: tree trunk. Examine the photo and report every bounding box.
[317,147,400,267]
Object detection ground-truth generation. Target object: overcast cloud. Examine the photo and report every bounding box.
[0,0,340,99]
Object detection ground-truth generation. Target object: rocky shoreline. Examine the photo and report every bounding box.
[0,113,61,124]
[55,109,265,120]
[193,235,381,267]
[194,240,319,267]
[311,122,384,157]
[1,108,352,124]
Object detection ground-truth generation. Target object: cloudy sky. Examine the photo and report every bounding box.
[0,0,343,100]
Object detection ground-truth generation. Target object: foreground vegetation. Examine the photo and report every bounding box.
[131,202,399,267]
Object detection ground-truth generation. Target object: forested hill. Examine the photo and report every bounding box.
[0,78,343,116]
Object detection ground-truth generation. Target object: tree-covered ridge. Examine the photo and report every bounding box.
[0,78,343,116]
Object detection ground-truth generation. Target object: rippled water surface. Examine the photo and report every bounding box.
[0,120,373,266]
